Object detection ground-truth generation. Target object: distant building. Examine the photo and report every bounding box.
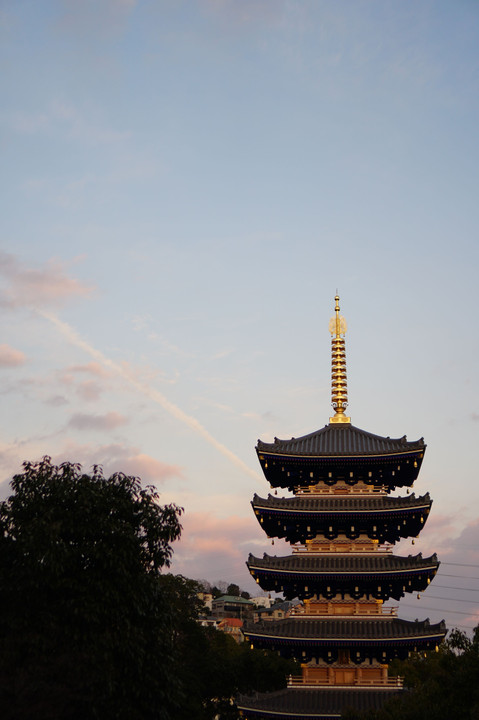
[254,600,294,623]
[212,595,254,621]
[251,595,273,609]
[218,617,245,643]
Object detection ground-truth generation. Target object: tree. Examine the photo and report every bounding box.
[341,627,479,720]
[0,457,183,720]
[162,576,300,720]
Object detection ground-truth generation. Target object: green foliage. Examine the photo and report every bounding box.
[0,457,183,720]
[0,457,298,720]
[159,574,299,719]
[341,627,479,720]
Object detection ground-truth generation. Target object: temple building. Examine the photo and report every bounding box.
[237,297,446,720]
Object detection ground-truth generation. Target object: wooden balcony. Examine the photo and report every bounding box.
[295,485,388,496]
[289,602,398,617]
[287,673,404,689]
[292,541,393,554]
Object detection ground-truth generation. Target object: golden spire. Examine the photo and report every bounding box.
[329,295,350,424]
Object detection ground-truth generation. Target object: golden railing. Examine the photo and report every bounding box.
[291,542,393,554]
[288,603,398,617]
[287,675,404,688]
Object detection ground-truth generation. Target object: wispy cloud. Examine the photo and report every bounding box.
[6,100,131,145]
[76,380,103,402]
[56,0,138,42]
[67,361,110,378]
[68,411,128,431]
[53,440,183,484]
[0,344,26,367]
[45,394,69,407]
[0,437,183,494]
[170,510,264,587]
[0,252,93,309]
[40,311,261,481]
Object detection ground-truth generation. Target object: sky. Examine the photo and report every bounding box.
[1,0,479,633]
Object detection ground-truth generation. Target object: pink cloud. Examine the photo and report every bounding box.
[76,380,102,402]
[118,453,183,483]
[0,440,183,503]
[52,440,183,484]
[170,511,268,592]
[68,411,128,431]
[395,517,479,633]
[45,394,69,407]
[67,362,109,378]
[0,252,93,309]
[0,344,26,367]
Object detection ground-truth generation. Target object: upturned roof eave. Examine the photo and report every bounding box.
[256,446,424,461]
[251,494,432,514]
[245,632,446,644]
[247,553,439,573]
[256,424,426,459]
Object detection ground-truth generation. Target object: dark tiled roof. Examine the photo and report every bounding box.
[236,688,400,719]
[252,492,431,513]
[244,616,446,642]
[257,424,425,457]
[247,552,438,574]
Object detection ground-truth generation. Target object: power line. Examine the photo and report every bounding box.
[430,584,479,593]
[418,595,479,605]
[400,604,478,617]
[438,573,479,581]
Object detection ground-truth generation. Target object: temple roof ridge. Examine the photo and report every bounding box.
[257,422,425,457]
[244,616,447,638]
[249,551,439,569]
[252,491,432,509]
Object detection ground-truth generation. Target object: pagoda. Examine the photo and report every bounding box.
[237,297,446,720]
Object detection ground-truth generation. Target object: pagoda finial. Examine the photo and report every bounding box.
[328,294,350,424]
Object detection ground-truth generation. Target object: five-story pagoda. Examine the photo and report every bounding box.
[237,297,446,720]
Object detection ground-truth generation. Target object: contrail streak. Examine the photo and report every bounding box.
[39,311,261,481]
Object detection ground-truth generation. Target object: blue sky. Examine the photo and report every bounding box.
[1,0,479,631]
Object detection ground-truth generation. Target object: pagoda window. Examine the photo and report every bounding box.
[328,472,332,478]
[310,472,314,478]
[368,472,372,478]
[349,472,354,477]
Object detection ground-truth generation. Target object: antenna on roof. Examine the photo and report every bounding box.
[329,294,350,425]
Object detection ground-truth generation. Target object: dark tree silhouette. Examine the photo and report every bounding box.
[0,457,182,720]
